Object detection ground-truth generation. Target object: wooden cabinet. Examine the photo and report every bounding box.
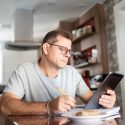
[59,4,109,77]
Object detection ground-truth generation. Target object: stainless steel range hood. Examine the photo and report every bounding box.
[6,41,41,50]
[6,8,41,49]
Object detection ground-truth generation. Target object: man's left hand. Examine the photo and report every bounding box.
[99,90,116,108]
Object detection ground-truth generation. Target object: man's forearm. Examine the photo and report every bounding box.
[1,98,48,115]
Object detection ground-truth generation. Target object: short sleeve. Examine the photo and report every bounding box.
[3,65,27,99]
[76,72,90,97]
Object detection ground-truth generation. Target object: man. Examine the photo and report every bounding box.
[1,30,116,115]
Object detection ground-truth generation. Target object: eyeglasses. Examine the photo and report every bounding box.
[48,43,73,55]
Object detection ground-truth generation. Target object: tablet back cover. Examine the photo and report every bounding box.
[84,72,124,109]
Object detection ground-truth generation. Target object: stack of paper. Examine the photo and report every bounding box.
[99,106,120,120]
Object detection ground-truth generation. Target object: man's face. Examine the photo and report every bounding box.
[45,35,72,69]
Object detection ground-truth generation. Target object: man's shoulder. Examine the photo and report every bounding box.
[13,62,37,77]
[17,62,35,68]
[15,62,36,72]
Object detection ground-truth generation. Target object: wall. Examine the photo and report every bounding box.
[2,47,38,84]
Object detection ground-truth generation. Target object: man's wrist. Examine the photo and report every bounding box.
[46,102,53,117]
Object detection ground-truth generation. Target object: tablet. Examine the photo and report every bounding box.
[84,72,124,109]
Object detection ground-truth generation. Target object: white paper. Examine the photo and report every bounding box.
[99,106,120,116]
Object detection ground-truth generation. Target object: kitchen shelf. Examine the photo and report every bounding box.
[73,32,95,43]
[74,62,98,68]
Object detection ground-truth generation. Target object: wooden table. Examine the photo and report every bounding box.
[0,115,119,125]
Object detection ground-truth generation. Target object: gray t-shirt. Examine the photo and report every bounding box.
[4,63,89,102]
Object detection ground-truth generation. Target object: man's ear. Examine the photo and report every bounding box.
[42,43,49,55]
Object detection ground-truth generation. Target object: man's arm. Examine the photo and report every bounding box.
[1,92,76,115]
[1,92,48,115]
[81,89,116,108]
[80,89,93,103]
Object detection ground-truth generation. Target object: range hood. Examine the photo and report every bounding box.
[6,41,41,50]
[6,8,41,49]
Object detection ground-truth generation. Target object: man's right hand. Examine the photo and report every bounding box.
[48,95,76,113]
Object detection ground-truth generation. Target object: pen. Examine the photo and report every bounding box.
[57,87,84,108]
[57,87,65,95]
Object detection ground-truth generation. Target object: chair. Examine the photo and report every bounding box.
[0,96,2,114]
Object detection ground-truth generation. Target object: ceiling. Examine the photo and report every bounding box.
[0,0,105,42]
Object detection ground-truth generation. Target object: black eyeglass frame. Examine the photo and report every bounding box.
[47,42,74,55]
